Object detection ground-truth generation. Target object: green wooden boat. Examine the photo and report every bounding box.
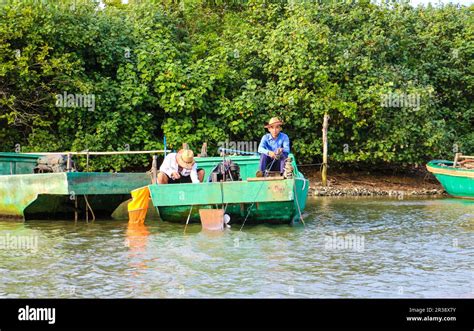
[148,154,309,225]
[0,152,152,220]
[426,159,474,199]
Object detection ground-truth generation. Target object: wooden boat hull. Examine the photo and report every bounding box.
[148,154,309,225]
[152,179,308,224]
[426,160,474,199]
[0,172,151,220]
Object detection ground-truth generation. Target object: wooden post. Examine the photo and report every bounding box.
[453,152,461,168]
[151,155,158,184]
[322,114,329,187]
[86,150,90,172]
[163,136,167,157]
[74,197,78,223]
[66,153,72,172]
[199,142,208,157]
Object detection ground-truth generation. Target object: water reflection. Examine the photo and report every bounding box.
[125,222,150,279]
[126,222,150,253]
[199,228,227,238]
[0,197,472,298]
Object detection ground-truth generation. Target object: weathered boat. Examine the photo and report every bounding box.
[426,154,474,199]
[148,153,309,225]
[0,152,160,220]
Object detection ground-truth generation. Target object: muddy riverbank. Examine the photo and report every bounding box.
[300,167,446,197]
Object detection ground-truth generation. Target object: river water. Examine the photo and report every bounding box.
[0,197,472,298]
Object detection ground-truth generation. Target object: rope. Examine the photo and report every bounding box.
[264,157,278,177]
[239,157,277,231]
[220,181,225,210]
[296,163,324,167]
[295,176,307,190]
[239,182,267,231]
[84,195,95,222]
[293,181,305,226]
[183,204,193,234]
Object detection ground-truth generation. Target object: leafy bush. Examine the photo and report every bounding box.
[1,0,472,170]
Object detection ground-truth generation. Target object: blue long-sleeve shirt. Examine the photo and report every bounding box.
[258,132,290,156]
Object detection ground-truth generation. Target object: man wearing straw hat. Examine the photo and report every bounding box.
[257,117,290,176]
[157,149,205,184]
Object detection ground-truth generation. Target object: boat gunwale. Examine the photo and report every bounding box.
[427,160,474,178]
[0,152,42,160]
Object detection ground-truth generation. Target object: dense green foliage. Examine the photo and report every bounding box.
[1,0,472,170]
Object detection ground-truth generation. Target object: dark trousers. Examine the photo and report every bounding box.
[259,154,287,173]
[161,172,192,184]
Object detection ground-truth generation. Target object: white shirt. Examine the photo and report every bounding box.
[159,153,199,183]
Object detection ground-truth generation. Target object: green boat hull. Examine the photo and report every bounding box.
[427,160,474,199]
[0,152,152,220]
[0,152,40,175]
[149,154,309,225]
[0,171,151,221]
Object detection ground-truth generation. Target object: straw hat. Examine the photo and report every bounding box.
[264,117,284,128]
[177,149,195,169]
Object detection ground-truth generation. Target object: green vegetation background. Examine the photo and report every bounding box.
[1,0,472,171]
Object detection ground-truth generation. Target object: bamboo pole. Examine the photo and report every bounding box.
[322,114,329,187]
[151,155,158,184]
[24,150,171,156]
[456,153,474,160]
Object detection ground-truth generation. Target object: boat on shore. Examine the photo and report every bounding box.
[0,151,164,221]
[426,154,474,199]
[147,153,309,225]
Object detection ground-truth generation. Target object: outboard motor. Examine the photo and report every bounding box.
[210,159,241,182]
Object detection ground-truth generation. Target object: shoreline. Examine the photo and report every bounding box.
[307,185,446,197]
[302,168,447,197]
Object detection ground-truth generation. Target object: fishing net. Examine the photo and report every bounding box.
[198,209,224,231]
[128,186,150,224]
